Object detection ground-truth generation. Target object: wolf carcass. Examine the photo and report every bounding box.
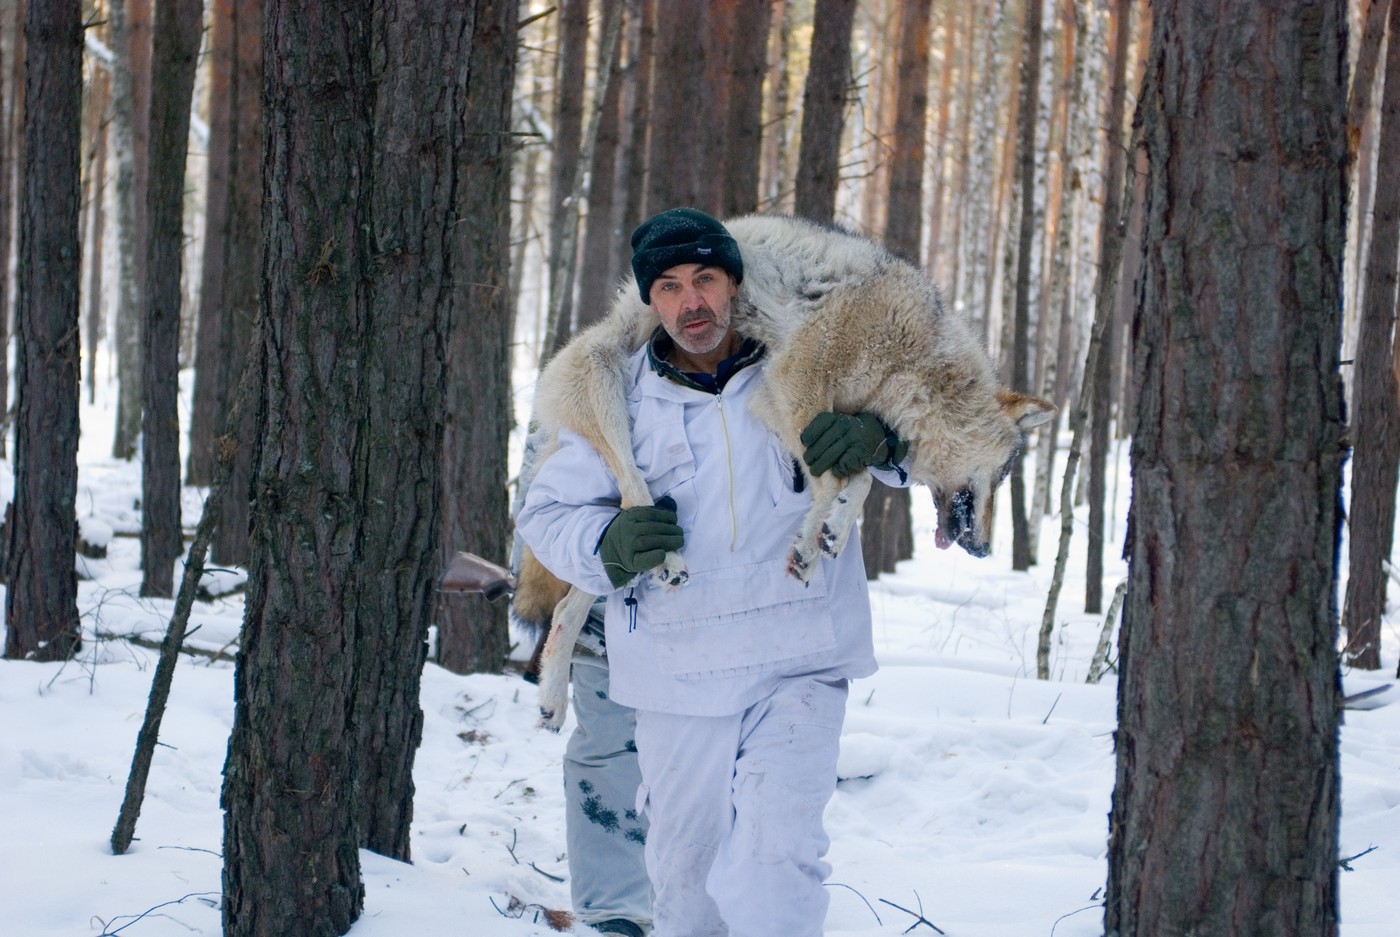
[516,214,1054,730]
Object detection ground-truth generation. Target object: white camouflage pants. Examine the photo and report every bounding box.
[633,674,849,937]
[565,653,653,928]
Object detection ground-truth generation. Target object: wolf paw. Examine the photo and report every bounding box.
[653,552,689,590]
[818,522,841,558]
[786,544,816,583]
[537,707,564,733]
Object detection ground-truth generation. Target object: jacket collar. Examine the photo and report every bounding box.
[646,326,766,395]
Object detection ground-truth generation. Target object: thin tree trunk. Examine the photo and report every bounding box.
[1342,0,1400,671]
[760,0,793,210]
[576,0,629,332]
[925,4,957,280]
[187,0,235,487]
[543,0,587,357]
[720,0,771,217]
[139,0,202,599]
[209,0,262,568]
[85,66,110,405]
[111,0,151,461]
[1009,0,1045,571]
[793,0,855,222]
[0,0,26,460]
[862,0,929,579]
[620,0,654,235]
[3,0,82,661]
[1085,0,1133,613]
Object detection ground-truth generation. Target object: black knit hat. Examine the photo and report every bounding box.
[630,208,744,303]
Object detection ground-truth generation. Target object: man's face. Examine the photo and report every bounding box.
[650,263,738,357]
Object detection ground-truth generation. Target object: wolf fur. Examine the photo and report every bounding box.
[517,214,1054,730]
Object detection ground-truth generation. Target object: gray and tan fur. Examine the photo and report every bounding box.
[517,214,1054,730]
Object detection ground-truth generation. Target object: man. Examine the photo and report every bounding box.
[518,208,906,937]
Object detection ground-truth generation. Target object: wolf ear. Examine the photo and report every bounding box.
[996,389,1056,430]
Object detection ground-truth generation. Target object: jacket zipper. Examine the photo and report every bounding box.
[715,394,740,550]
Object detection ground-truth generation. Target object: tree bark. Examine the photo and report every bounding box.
[1105,3,1346,934]
[543,0,587,357]
[861,0,929,579]
[83,62,111,406]
[1084,0,1133,613]
[719,0,770,217]
[575,1,629,333]
[3,0,82,660]
[1341,0,1400,671]
[111,0,150,461]
[436,0,517,675]
[646,0,714,215]
[793,0,855,222]
[0,0,20,454]
[209,0,262,568]
[1009,0,1045,571]
[222,2,471,931]
[187,0,235,487]
[139,0,202,599]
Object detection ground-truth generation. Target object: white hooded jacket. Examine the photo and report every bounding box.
[518,342,893,716]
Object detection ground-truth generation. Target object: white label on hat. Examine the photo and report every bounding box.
[697,247,712,255]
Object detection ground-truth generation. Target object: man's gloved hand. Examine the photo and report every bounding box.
[598,495,684,588]
[800,411,907,478]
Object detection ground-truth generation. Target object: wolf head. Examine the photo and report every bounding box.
[911,390,1055,558]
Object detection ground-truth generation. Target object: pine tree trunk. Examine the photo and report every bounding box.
[621,0,654,236]
[861,0,928,579]
[793,0,855,222]
[83,63,111,405]
[1084,0,1134,613]
[437,0,516,676]
[187,0,235,488]
[111,0,150,461]
[759,0,793,211]
[543,0,587,357]
[0,0,21,459]
[222,3,471,930]
[720,0,770,217]
[139,0,201,599]
[1341,0,1400,671]
[209,0,262,568]
[1009,0,1045,571]
[646,0,716,215]
[1105,3,1346,933]
[575,3,627,333]
[3,0,82,661]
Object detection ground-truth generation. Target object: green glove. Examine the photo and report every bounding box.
[598,496,684,588]
[800,411,907,478]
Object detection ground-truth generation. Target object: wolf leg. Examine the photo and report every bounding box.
[817,471,872,559]
[788,474,841,581]
[537,587,600,731]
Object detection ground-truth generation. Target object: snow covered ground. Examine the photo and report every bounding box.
[2,394,1397,937]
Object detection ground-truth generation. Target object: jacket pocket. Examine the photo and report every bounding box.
[632,397,696,505]
[636,557,836,677]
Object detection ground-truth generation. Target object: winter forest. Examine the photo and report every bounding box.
[2,0,1399,936]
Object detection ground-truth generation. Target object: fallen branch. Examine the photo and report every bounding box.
[110,316,262,855]
[96,630,235,663]
[825,882,882,925]
[878,895,946,934]
[1339,845,1378,871]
